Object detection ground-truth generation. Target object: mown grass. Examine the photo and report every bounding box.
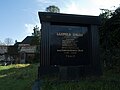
[42,80,120,90]
[0,64,39,90]
[41,69,120,90]
[0,64,120,90]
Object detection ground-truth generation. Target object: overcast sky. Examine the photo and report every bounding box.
[0,0,119,44]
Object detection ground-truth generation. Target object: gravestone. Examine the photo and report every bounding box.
[38,12,102,80]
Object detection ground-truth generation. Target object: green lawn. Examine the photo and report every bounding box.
[0,64,120,90]
[0,64,39,90]
[41,68,120,90]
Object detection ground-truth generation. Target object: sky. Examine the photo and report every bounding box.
[0,0,119,44]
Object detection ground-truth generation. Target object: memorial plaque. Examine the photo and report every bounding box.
[50,25,90,66]
[38,12,102,79]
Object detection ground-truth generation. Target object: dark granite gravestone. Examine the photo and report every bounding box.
[38,12,102,80]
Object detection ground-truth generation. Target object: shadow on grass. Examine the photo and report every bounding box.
[41,77,120,90]
[40,69,120,90]
[0,64,39,90]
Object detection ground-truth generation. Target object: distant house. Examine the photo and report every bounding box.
[18,36,37,63]
[0,45,16,65]
[0,45,7,54]
[0,45,7,61]
[0,36,39,64]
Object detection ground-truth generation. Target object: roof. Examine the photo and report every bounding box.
[38,12,101,25]
[14,42,21,46]
[21,36,33,44]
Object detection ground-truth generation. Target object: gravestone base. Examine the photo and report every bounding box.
[59,66,86,80]
[38,66,59,79]
[38,66,95,80]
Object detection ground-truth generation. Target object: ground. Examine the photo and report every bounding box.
[0,64,38,90]
[0,64,120,90]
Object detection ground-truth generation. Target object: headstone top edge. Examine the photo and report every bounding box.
[38,12,100,25]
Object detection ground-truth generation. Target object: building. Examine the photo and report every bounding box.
[0,45,16,65]
[0,36,39,64]
[18,36,37,63]
[0,45,7,61]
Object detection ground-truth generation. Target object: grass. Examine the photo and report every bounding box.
[41,68,120,90]
[0,64,120,90]
[0,64,39,90]
[41,80,120,90]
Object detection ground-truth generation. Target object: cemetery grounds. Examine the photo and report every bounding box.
[0,64,120,90]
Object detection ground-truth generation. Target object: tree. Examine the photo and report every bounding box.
[31,25,41,63]
[31,25,40,45]
[99,6,120,69]
[114,6,120,15]
[99,7,120,49]
[45,5,60,13]
[32,25,40,37]
[4,38,13,45]
[0,40,5,45]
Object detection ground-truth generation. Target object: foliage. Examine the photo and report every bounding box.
[32,25,40,37]
[31,25,40,46]
[46,5,60,13]
[99,6,120,69]
[31,36,40,46]
[31,25,40,63]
